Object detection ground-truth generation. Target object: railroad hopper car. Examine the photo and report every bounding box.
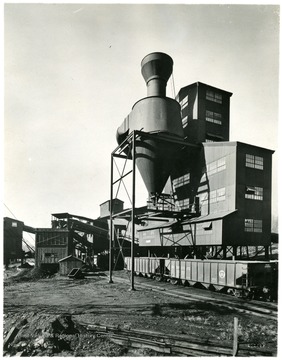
[124,257,278,301]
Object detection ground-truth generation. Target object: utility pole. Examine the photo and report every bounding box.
[130,131,136,291]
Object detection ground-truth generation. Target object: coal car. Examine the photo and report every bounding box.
[125,257,278,301]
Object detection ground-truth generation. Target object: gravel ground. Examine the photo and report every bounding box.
[3,266,278,356]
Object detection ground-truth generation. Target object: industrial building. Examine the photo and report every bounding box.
[112,52,274,263]
[3,200,123,272]
[35,213,108,270]
[3,217,25,267]
[176,82,232,143]
[139,140,273,258]
[3,52,275,276]
[3,217,35,267]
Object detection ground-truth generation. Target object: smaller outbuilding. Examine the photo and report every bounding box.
[58,255,85,276]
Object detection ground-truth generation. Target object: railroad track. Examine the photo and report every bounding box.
[113,274,278,321]
[77,321,275,357]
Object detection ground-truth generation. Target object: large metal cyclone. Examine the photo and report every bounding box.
[116,52,184,197]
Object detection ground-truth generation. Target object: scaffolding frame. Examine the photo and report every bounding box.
[109,130,199,290]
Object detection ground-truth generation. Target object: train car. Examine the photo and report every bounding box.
[124,257,278,301]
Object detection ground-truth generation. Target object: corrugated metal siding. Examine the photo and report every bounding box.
[194,219,223,245]
[139,229,161,246]
[232,143,272,246]
[200,143,237,217]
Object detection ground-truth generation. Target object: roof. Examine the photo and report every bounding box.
[51,212,96,222]
[58,255,85,263]
[203,141,275,153]
[100,198,124,206]
[111,218,129,226]
[185,210,237,224]
[177,81,233,97]
[138,219,178,232]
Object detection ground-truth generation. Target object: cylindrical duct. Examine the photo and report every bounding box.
[141,52,173,97]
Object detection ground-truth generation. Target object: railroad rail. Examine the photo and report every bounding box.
[113,275,278,321]
[77,321,275,357]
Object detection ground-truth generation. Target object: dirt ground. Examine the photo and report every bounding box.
[2,265,278,357]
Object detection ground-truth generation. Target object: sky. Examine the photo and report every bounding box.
[3,2,280,238]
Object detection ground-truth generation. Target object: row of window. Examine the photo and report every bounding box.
[246,154,264,170]
[206,90,222,104]
[180,95,188,110]
[197,185,263,203]
[206,110,222,125]
[195,219,262,234]
[177,198,190,209]
[172,173,190,189]
[245,219,262,233]
[179,89,223,109]
[198,187,226,204]
[204,154,263,175]
[182,116,188,128]
[182,112,223,127]
[245,186,263,200]
[37,234,67,246]
[206,157,226,176]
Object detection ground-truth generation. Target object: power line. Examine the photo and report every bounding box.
[4,203,17,219]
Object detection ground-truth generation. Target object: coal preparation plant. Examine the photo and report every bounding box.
[110,52,277,300]
[3,52,277,299]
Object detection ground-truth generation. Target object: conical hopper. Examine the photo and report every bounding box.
[135,138,177,196]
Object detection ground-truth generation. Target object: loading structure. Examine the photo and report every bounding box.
[110,53,201,288]
[35,212,108,270]
[109,52,275,289]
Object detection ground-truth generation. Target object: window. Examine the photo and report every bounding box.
[245,219,262,233]
[200,187,226,204]
[179,95,188,110]
[206,133,224,142]
[37,234,67,246]
[209,188,226,203]
[173,173,190,189]
[217,157,226,172]
[206,157,226,176]
[182,116,188,128]
[12,222,17,227]
[217,187,226,201]
[177,198,190,209]
[206,90,222,104]
[245,186,263,200]
[206,110,222,125]
[246,154,264,170]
